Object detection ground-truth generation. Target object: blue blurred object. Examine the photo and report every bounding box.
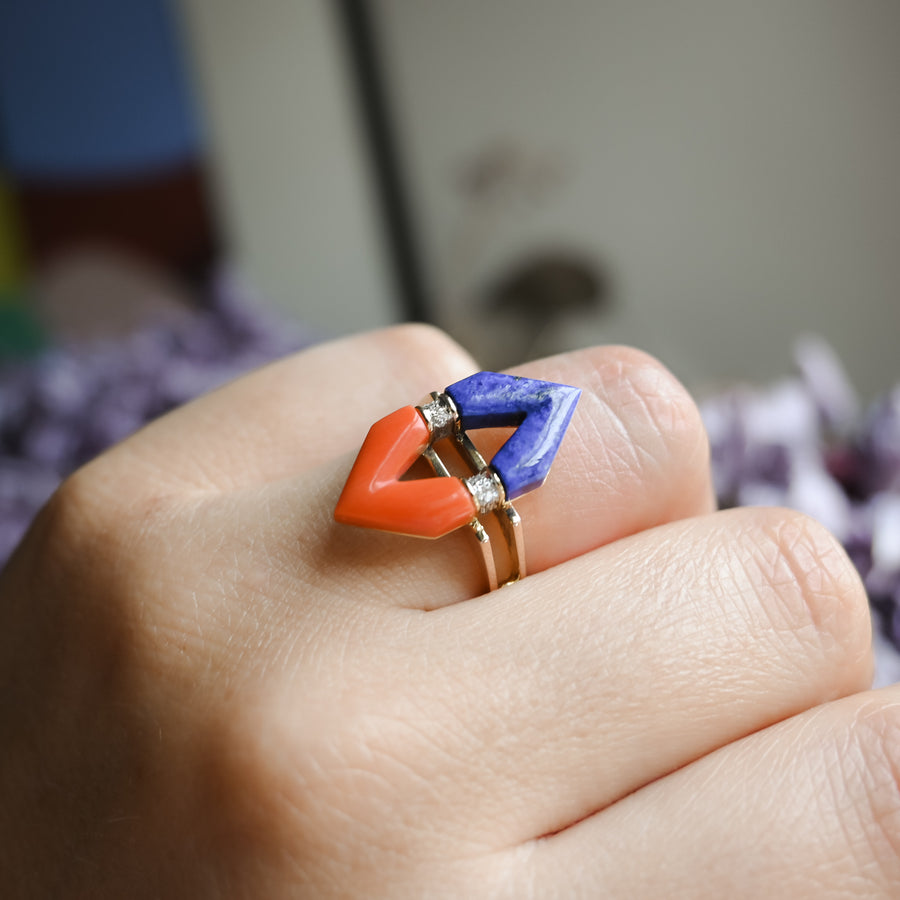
[0,0,202,179]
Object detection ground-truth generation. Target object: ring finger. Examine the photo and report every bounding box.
[250,339,715,607]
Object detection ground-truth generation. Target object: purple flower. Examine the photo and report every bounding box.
[0,269,309,572]
[701,336,900,663]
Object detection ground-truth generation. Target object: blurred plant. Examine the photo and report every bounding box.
[454,138,567,210]
[445,138,614,363]
[483,249,609,361]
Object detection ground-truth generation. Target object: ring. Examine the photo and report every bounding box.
[334,372,581,590]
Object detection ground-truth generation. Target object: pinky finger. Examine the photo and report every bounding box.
[518,686,900,899]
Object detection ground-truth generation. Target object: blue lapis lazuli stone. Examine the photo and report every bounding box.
[445,371,581,500]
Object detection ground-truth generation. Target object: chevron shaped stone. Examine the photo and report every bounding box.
[333,405,477,538]
[445,372,581,499]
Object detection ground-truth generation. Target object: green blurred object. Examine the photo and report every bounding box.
[0,295,46,357]
[0,176,44,356]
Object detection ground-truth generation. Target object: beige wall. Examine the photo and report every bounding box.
[176,0,395,334]
[377,0,900,397]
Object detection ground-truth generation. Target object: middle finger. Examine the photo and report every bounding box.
[251,344,716,608]
[409,506,872,847]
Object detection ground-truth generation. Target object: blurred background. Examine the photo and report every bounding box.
[3,0,899,392]
[2,1,900,676]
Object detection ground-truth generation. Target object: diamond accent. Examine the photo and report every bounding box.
[465,470,505,514]
[418,394,458,440]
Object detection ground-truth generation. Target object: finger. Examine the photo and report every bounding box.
[252,343,716,606]
[503,344,717,571]
[392,507,872,848]
[518,685,900,899]
[102,324,478,492]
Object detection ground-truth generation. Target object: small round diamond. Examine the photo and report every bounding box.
[465,471,505,514]
[419,394,457,439]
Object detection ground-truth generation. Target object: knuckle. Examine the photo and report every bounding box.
[621,346,705,429]
[31,461,124,565]
[377,323,476,383]
[842,702,900,885]
[7,463,155,720]
[208,681,425,881]
[28,460,186,642]
[590,346,711,499]
[207,694,300,827]
[39,460,175,570]
[742,507,871,678]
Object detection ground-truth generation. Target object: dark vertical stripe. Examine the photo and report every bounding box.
[334,0,431,323]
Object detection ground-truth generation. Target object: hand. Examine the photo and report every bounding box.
[0,326,893,897]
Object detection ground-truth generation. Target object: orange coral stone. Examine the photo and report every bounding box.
[334,405,477,539]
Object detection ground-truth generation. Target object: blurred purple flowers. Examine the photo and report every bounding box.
[0,269,306,562]
[701,336,900,679]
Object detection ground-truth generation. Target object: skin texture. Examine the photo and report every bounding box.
[0,324,895,898]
